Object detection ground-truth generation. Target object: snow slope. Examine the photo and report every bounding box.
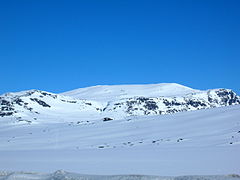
[0,105,239,175]
[62,83,200,102]
[1,105,240,150]
[0,83,240,176]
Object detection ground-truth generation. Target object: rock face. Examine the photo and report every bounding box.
[0,90,101,122]
[105,89,240,116]
[0,84,240,122]
[0,90,55,118]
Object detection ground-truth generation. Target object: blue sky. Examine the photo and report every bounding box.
[0,0,240,94]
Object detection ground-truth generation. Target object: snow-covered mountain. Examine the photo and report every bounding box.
[0,83,239,123]
[0,83,240,175]
[62,83,200,101]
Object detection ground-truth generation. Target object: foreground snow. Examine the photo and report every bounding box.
[0,170,240,180]
[0,146,239,176]
[0,105,239,175]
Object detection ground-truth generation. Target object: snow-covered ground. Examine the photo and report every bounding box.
[0,170,240,180]
[0,105,239,175]
[0,83,239,176]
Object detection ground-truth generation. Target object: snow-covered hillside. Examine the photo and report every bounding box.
[0,83,240,176]
[62,83,200,101]
[0,83,239,122]
[0,104,240,175]
[1,104,240,150]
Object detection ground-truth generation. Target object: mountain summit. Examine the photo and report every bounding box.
[62,83,199,101]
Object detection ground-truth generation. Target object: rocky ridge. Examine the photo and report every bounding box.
[0,85,239,123]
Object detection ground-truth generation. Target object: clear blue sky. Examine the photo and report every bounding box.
[0,0,240,94]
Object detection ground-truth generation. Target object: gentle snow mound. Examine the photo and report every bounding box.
[61,83,200,101]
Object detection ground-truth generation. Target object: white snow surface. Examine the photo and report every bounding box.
[0,171,239,180]
[0,83,240,176]
[61,83,200,102]
[0,105,240,175]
